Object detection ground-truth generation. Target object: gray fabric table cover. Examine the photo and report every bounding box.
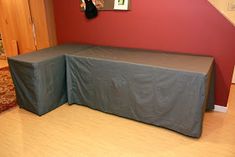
[8,44,92,115]
[66,46,214,137]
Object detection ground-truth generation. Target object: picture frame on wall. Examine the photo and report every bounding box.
[114,0,129,10]
[118,0,125,5]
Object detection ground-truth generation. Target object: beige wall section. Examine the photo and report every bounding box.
[208,0,235,26]
[233,66,235,83]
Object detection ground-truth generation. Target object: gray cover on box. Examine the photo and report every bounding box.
[8,44,92,115]
[66,46,214,137]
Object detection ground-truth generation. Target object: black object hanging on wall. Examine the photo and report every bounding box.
[84,0,98,19]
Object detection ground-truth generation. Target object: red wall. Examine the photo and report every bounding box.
[53,0,235,106]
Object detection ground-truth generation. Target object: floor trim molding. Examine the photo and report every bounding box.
[213,105,228,113]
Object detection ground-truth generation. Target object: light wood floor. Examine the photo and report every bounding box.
[0,58,235,157]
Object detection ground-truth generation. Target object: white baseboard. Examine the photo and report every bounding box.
[213,105,228,113]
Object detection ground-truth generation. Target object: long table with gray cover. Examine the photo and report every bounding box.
[66,46,214,137]
[8,44,92,115]
[8,44,214,137]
